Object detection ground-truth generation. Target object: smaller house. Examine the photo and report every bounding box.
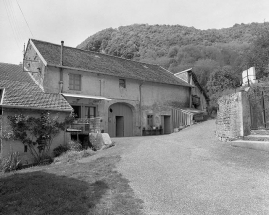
[174,68,209,120]
[0,63,72,164]
[174,68,209,111]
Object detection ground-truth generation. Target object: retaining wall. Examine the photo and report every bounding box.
[216,91,251,141]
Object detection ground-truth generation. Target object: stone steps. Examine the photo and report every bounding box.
[243,134,269,141]
[251,130,269,135]
[231,130,269,152]
[231,139,269,152]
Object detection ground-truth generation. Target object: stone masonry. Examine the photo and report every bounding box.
[216,91,251,141]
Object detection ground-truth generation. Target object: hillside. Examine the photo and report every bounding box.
[77,22,269,104]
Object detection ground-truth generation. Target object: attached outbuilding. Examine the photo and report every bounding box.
[0,63,72,164]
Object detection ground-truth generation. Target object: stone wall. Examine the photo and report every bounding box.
[216,91,250,141]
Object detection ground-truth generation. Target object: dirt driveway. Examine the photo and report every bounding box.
[115,120,269,215]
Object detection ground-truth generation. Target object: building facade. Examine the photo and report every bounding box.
[24,39,197,138]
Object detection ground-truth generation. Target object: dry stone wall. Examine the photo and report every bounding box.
[216,92,243,141]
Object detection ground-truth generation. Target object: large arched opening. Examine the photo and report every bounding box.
[108,102,134,137]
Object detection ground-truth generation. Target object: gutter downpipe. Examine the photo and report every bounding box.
[60,41,66,143]
[59,41,64,93]
[139,81,145,136]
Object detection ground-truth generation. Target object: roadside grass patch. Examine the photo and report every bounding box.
[53,149,96,164]
[0,155,144,215]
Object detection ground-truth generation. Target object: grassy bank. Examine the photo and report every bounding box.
[0,155,144,215]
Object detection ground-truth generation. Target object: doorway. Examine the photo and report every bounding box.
[116,116,124,137]
[163,115,171,134]
[108,103,133,137]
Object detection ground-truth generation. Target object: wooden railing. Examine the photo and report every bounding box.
[172,108,194,129]
[70,117,102,133]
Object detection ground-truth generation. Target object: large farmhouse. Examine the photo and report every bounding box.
[23,39,208,140]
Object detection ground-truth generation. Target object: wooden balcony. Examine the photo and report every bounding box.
[68,117,102,134]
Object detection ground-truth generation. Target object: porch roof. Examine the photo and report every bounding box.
[61,93,112,101]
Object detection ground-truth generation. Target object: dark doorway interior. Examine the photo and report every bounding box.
[72,105,81,118]
[164,116,171,134]
[116,116,124,137]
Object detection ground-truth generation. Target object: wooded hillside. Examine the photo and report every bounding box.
[77,23,269,106]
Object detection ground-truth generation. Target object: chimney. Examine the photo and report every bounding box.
[60,41,64,66]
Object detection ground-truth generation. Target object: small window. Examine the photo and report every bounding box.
[0,107,2,115]
[24,145,27,152]
[72,105,81,118]
[119,79,126,88]
[147,115,153,127]
[69,74,81,91]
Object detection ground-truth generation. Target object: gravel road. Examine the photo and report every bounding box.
[115,120,269,215]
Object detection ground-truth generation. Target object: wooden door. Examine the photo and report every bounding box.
[116,116,124,137]
[164,115,171,134]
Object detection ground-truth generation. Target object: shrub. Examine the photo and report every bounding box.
[3,112,75,164]
[68,140,82,151]
[1,152,22,173]
[53,149,95,163]
[53,144,70,157]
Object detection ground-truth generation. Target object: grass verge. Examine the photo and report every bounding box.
[0,155,144,215]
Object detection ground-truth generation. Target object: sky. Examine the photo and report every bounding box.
[1,0,269,64]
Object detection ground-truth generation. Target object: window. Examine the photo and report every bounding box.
[0,89,3,104]
[119,79,126,88]
[24,145,27,152]
[69,74,81,91]
[72,105,81,118]
[147,115,153,127]
[85,106,96,118]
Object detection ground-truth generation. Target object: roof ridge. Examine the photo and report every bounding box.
[31,38,161,67]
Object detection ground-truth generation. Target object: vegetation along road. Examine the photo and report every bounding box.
[115,120,269,215]
[1,119,269,214]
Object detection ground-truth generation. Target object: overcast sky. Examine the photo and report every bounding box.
[1,0,269,64]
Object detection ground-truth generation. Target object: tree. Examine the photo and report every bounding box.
[193,59,220,89]
[244,28,269,79]
[2,112,74,163]
[206,66,241,106]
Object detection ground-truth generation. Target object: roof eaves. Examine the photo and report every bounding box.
[158,66,193,87]
[174,68,192,75]
[47,63,191,87]
[29,39,48,66]
[0,104,73,112]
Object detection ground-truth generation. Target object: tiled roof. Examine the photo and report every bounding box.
[31,39,192,87]
[0,63,72,111]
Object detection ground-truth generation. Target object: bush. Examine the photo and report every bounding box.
[53,149,96,163]
[68,140,82,151]
[53,144,69,157]
[1,152,22,173]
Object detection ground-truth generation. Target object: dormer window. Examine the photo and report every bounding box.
[119,79,126,88]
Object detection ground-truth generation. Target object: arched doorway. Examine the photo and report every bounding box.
[108,103,133,137]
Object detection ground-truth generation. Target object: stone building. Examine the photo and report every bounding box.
[24,39,206,138]
[0,63,72,163]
